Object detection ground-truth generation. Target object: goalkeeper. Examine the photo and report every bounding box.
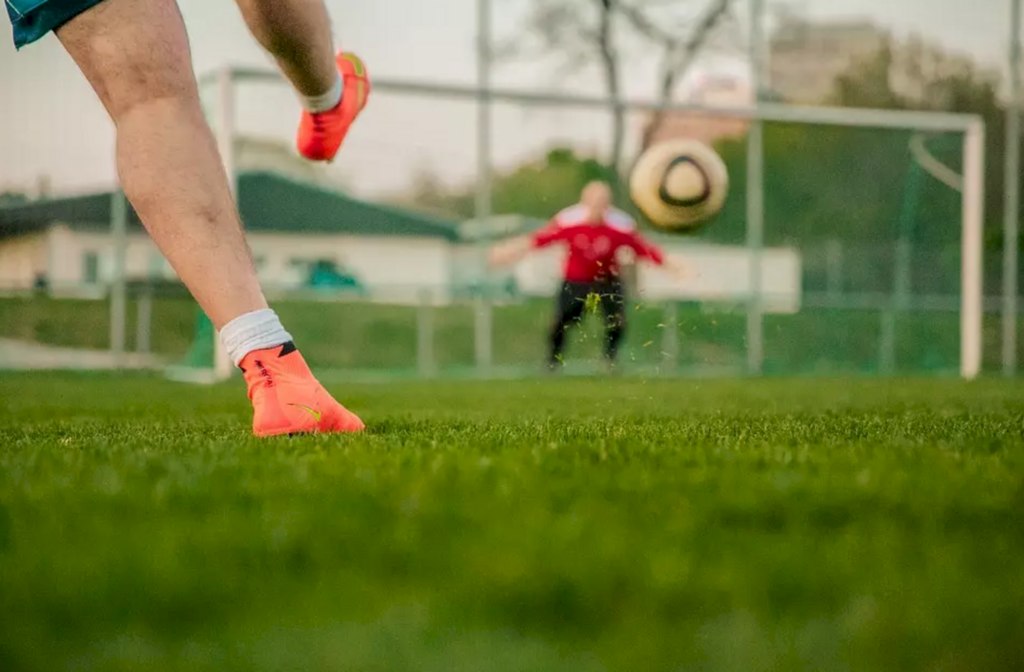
[489,181,687,370]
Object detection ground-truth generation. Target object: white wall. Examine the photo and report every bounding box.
[639,246,802,313]
[57,229,170,287]
[511,242,802,314]
[246,233,452,302]
[1,226,454,302]
[0,231,48,290]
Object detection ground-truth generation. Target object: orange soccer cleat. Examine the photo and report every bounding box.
[297,52,371,162]
[240,342,365,437]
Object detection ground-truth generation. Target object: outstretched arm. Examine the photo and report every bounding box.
[488,236,535,267]
[659,256,691,282]
[488,221,569,268]
[624,231,689,282]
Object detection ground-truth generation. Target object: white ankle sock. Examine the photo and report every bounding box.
[301,74,343,113]
[219,308,293,367]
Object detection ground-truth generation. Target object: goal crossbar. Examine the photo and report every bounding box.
[199,66,980,133]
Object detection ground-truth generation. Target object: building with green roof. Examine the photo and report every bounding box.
[0,171,477,302]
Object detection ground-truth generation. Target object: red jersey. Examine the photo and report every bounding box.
[531,205,665,283]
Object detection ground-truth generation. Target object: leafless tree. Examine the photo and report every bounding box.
[510,0,739,186]
[620,0,736,148]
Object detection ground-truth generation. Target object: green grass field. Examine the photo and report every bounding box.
[2,373,1023,671]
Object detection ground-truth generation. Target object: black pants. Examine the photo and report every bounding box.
[549,280,626,366]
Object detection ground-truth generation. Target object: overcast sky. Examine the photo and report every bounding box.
[0,0,1015,198]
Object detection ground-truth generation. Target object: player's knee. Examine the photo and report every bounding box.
[108,56,199,120]
[56,0,198,119]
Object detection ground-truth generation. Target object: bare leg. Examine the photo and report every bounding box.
[56,0,267,329]
[233,0,337,97]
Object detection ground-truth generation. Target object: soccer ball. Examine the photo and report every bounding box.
[629,139,729,231]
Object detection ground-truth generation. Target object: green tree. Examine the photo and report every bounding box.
[676,35,1008,297]
[399,148,620,221]
[696,36,1006,288]
[830,35,1007,239]
[489,148,618,218]
[0,191,30,206]
[509,0,738,190]
[829,35,1012,292]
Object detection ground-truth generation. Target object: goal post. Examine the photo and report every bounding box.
[194,65,985,381]
[962,121,986,380]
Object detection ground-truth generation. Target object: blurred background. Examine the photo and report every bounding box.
[0,0,1021,381]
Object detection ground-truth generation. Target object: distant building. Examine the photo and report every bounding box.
[0,172,462,303]
[640,74,752,149]
[768,17,888,104]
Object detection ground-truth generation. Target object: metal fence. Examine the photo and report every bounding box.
[2,0,1023,381]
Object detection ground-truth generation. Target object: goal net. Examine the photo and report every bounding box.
[171,66,983,382]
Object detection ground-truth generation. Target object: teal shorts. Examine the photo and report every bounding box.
[5,0,107,49]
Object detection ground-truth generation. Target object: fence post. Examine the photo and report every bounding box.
[136,283,152,355]
[474,0,494,379]
[109,190,128,366]
[745,0,768,377]
[826,239,843,299]
[879,307,896,375]
[474,294,493,376]
[1004,0,1021,376]
[881,236,913,375]
[662,301,679,374]
[417,288,435,378]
